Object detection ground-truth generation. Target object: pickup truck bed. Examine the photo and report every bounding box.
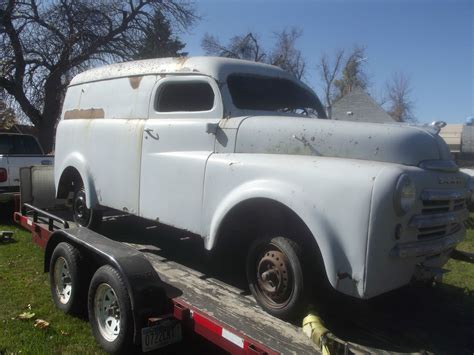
[1,133,53,202]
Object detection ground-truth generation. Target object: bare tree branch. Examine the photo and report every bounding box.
[201,27,306,79]
[0,0,197,150]
[318,49,344,116]
[333,45,368,101]
[385,72,415,122]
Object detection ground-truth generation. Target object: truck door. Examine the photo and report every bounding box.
[140,75,223,235]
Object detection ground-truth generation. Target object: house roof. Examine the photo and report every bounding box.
[69,56,294,86]
[331,87,395,124]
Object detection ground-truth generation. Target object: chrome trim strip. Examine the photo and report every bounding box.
[419,160,459,173]
[391,231,464,258]
[420,189,469,201]
[409,210,469,228]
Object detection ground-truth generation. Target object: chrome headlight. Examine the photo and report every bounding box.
[394,174,417,215]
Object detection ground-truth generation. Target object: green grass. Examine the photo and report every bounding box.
[0,217,473,354]
[444,223,474,291]
[0,224,103,354]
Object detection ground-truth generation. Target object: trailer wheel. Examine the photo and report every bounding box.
[246,236,305,320]
[88,265,133,354]
[73,187,102,229]
[50,242,85,314]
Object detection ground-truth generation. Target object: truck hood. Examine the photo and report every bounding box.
[234,116,452,167]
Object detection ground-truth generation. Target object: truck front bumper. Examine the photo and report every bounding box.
[390,231,465,258]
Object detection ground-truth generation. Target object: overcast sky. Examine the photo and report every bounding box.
[180,0,473,124]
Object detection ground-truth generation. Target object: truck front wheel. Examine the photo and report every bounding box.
[246,236,305,320]
[73,187,102,229]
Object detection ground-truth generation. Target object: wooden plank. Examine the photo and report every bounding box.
[138,249,319,355]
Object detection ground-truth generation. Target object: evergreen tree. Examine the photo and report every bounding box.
[135,11,187,59]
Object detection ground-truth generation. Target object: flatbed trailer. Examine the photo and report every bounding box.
[10,166,474,354]
[14,204,325,354]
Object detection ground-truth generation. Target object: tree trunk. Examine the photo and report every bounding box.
[38,72,64,153]
[37,120,56,154]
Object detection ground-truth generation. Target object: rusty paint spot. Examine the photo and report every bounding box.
[64,108,105,120]
[175,56,188,67]
[129,76,143,89]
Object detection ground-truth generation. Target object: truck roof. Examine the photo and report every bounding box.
[70,56,293,86]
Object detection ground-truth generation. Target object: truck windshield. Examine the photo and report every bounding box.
[227,74,327,118]
[0,134,43,155]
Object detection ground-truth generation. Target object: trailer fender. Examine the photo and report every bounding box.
[44,228,168,345]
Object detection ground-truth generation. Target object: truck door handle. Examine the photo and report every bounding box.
[144,129,159,140]
[206,123,219,134]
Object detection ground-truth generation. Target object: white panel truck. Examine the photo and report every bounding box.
[15,57,470,353]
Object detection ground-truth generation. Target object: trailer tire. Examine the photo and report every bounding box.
[88,265,134,354]
[73,187,102,229]
[246,236,305,320]
[50,242,86,314]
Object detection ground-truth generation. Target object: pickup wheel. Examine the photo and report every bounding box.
[88,265,134,354]
[73,187,102,229]
[246,236,305,320]
[50,242,86,314]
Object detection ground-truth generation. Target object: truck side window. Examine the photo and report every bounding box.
[156,82,214,112]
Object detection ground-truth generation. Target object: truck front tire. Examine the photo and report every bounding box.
[246,236,305,320]
[88,265,134,354]
[50,242,86,314]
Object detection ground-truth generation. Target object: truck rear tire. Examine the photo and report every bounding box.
[73,187,102,229]
[50,242,86,314]
[246,236,305,320]
[88,265,134,354]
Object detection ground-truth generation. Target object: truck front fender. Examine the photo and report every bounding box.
[205,179,350,294]
[202,154,383,297]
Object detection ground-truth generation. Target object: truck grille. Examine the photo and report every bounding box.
[411,189,469,240]
[421,199,465,214]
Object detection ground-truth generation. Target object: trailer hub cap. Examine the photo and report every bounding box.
[53,257,72,304]
[95,283,121,342]
[256,250,290,304]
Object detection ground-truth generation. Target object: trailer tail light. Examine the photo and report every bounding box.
[0,168,7,182]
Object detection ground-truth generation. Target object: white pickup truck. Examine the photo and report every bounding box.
[54,57,469,319]
[0,133,53,204]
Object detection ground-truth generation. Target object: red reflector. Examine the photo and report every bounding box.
[0,168,7,182]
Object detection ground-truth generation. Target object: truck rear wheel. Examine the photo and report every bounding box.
[73,187,102,229]
[246,236,305,320]
[88,265,133,354]
[50,242,86,314]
